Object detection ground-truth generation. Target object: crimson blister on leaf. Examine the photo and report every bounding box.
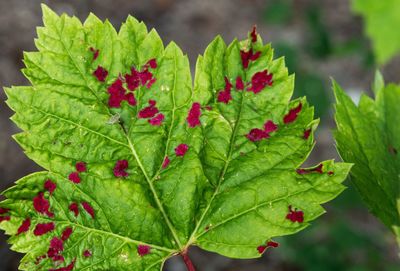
[113,160,129,177]
[61,227,73,241]
[283,103,302,124]
[149,113,165,126]
[235,76,245,90]
[240,49,261,69]
[92,66,108,82]
[138,100,159,118]
[69,203,79,217]
[246,128,269,142]
[175,144,189,157]
[75,162,87,172]
[81,202,95,218]
[17,218,31,235]
[137,245,151,256]
[162,156,170,169]
[48,237,64,262]
[33,192,53,217]
[83,250,92,258]
[217,77,233,104]
[89,47,99,61]
[33,222,55,236]
[263,120,278,133]
[44,179,56,194]
[187,102,202,127]
[303,128,312,139]
[286,206,304,223]
[247,70,273,94]
[68,172,81,184]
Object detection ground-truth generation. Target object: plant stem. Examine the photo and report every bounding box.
[181,251,196,271]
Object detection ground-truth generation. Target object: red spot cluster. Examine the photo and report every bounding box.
[81,202,95,219]
[286,206,304,223]
[107,78,137,108]
[126,58,157,90]
[89,47,99,61]
[44,179,57,195]
[17,218,31,235]
[113,160,129,178]
[283,103,302,124]
[68,172,81,184]
[247,70,273,94]
[83,250,92,258]
[236,76,245,90]
[148,113,165,126]
[62,227,73,241]
[0,208,10,223]
[241,49,261,69]
[162,156,170,169]
[303,128,312,139]
[138,100,165,126]
[47,237,64,262]
[187,102,202,127]
[257,240,279,254]
[296,164,323,175]
[68,161,87,184]
[33,192,54,217]
[217,77,233,104]
[175,144,189,157]
[34,222,55,236]
[106,58,157,109]
[246,120,278,142]
[69,201,95,219]
[69,203,79,217]
[76,162,87,172]
[137,245,151,256]
[93,66,108,82]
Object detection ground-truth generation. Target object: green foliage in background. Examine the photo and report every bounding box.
[334,73,400,246]
[352,0,400,65]
[0,5,351,271]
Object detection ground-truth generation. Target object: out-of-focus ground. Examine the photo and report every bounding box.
[0,0,399,270]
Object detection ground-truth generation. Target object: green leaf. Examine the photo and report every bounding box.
[333,79,400,245]
[352,0,400,64]
[1,5,350,270]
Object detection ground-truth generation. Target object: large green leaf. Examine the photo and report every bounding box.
[0,5,350,270]
[333,74,400,246]
[352,0,400,64]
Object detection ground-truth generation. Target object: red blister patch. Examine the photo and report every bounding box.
[247,70,273,94]
[44,179,57,195]
[217,77,233,104]
[81,202,95,219]
[17,218,31,235]
[34,222,55,236]
[175,144,189,157]
[93,66,108,82]
[286,205,304,223]
[137,245,151,256]
[113,160,129,177]
[283,103,302,124]
[187,102,202,127]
